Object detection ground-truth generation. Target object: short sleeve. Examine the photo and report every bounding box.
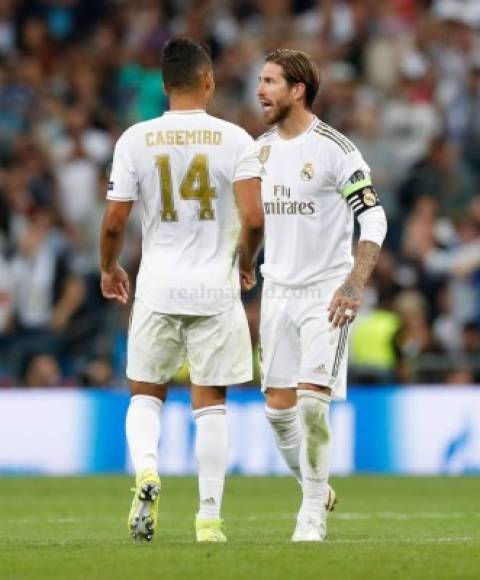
[232,130,262,182]
[106,131,138,201]
[334,148,372,198]
[329,144,383,216]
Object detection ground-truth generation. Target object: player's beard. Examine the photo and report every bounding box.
[266,100,292,125]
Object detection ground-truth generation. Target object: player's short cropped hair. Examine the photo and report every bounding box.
[162,37,212,91]
[265,49,320,109]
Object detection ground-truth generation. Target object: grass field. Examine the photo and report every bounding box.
[0,476,478,580]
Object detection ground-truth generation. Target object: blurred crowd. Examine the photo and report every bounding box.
[1,0,480,387]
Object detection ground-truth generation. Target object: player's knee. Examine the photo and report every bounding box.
[191,385,226,411]
[265,387,297,410]
[298,393,331,444]
[265,404,294,428]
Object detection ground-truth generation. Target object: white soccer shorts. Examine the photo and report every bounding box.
[127,298,252,386]
[259,277,349,400]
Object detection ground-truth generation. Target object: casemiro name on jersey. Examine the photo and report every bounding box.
[145,129,222,147]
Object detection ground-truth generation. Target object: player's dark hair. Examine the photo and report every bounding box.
[265,49,320,109]
[162,37,212,91]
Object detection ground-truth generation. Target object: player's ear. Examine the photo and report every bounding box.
[292,82,306,104]
[205,69,214,90]
[204,69,215,98]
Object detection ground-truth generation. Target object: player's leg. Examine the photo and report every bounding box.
[264,388,302,483]
[186,299,252,542]
[125,381,166,541]
[261,283,302,481]
[126,381,167,475]
[191,384,228,542]
[292,288,349,541]
[125,300,185,541]
[293,384,332,542]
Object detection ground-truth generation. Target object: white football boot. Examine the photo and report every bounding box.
[292,514,327,542]
[292,483,336,542]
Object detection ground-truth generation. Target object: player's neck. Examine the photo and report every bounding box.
[277,108,315,140]
[168,93,208,112]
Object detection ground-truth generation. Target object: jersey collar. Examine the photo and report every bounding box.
[275,116,318,144]
[164,109,206,115]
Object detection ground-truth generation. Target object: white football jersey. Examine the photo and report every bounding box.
[108,110,260,315]
[258,116,374,286]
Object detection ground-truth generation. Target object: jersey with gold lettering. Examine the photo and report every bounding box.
[108,109,260,315]
[257,116,378,286]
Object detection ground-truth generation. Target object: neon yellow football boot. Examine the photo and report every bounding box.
[128,468,161,542]
[195,517,227,543]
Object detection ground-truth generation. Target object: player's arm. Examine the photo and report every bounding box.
[100,129,138,305]
[233,132,264,291]
[329,170,387,328]
[234,177,264,291]
[100,200,134,305]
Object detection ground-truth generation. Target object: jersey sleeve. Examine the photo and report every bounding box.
[232,130,262,182]
[106,130,139,201]
[332,147,382,217]
[330,144,387,245]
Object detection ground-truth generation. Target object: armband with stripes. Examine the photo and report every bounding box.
[341,171,380,216]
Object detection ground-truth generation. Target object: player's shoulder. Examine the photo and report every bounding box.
[205,114,253,142]
[255,127,277,144]
[310,119,357,156]
[116,119,156,146]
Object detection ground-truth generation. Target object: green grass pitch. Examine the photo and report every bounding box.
[0,476,478,580]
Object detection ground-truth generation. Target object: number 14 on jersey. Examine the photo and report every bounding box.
[155,154,217,221]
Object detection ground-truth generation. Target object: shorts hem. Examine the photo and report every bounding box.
[297,373,334,388]
[190,373,252,386]
[126,372,173,385]
[261,380,298,393]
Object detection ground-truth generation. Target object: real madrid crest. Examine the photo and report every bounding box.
[363,187,377,207]
[300,163,314,181]
[258,145,271,165]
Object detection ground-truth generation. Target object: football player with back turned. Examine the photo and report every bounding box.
[100,38,263,543]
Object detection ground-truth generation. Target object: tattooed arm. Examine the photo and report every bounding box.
[328,241,381,328]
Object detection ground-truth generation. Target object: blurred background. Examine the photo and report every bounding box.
[0,0,479,476]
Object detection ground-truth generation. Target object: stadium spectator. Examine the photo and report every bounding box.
[80,358,114,388]
[23,352,63,388]
[49,105,112,226]
[6,211,85,379]
[0,0,480,386]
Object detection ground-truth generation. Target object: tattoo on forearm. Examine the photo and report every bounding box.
[347,241,381,289]
[339,279,362,300]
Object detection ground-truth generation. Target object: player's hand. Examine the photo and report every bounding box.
[240,267,257,292]
[328,277,363,328]
[101,265,130,305]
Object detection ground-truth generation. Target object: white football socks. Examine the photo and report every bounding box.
[126,394,163,475]
[265,405,302,484]
[194,405,228,520]
[297,390,331,521]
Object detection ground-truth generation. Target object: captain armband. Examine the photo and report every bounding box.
[340,171,381,216]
